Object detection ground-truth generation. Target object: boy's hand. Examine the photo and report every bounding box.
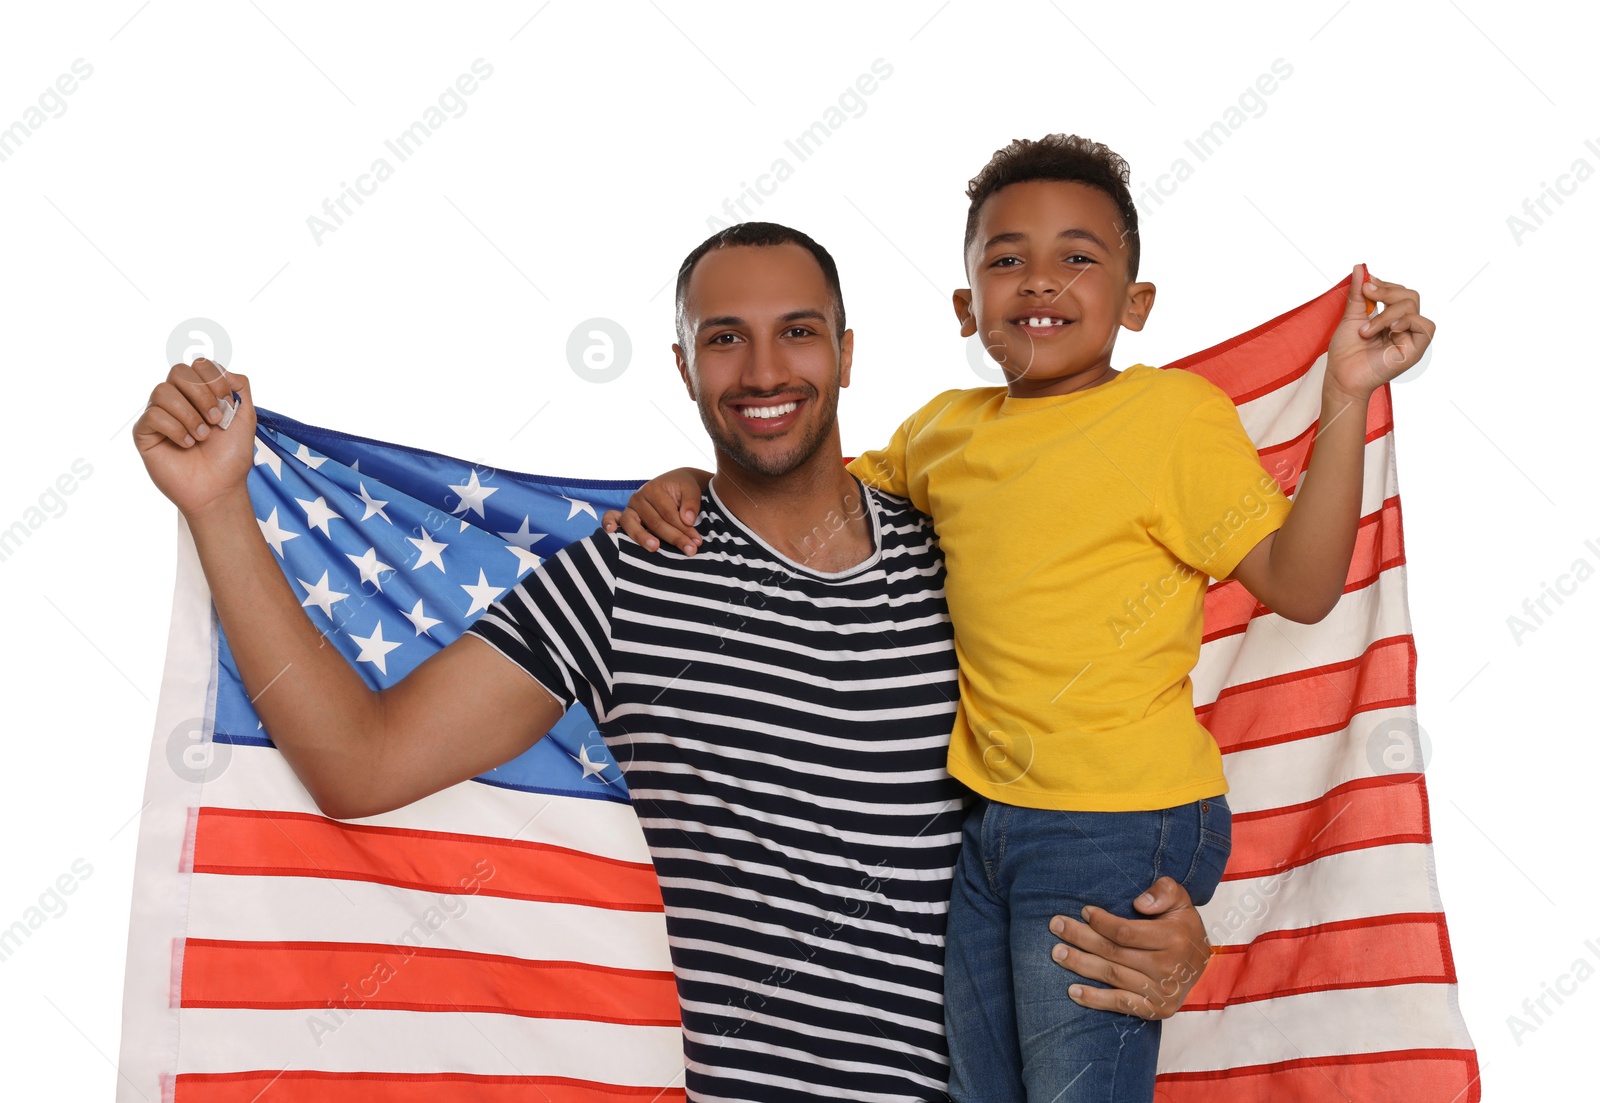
[132,358,255,519]
[1049,876,1210,1019]
[1325,264,1435,400]
[601,467,710,554]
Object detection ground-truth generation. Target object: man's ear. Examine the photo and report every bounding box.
[952,289,977,338]
[1121,281,1157,332]
[838,328,854,389]
[672,343,696,399]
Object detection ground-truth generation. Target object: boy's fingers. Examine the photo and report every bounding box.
[600,509,623,532]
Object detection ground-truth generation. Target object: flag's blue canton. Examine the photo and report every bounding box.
[210,408,644,805]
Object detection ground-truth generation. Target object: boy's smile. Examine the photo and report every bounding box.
[956,179,1155,399]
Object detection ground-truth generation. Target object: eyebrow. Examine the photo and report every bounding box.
[697,308,830,336]
[981,227,1110,253]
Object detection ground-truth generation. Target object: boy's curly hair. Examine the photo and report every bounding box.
[964,134,1141,280]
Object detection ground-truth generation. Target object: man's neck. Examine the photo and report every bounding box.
[710,442,875,573]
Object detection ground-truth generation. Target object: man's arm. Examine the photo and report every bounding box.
[135,359,564,820]
[1230,268,1434,621]
[1050,876,1210,1019]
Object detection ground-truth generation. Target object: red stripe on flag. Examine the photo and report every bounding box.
[1226,775,1432,880]
[1255,390,1394,496]
[1185,913,1456,1010]
[174,1071,687,1103]
[1199,636,1416,755]
[1202,495,1406,644]
[1160,281,1346,404]
[191,808,664,912]
[180,938,679,1026]
[1154,1048,1481,1103]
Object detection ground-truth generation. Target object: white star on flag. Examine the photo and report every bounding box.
[505,545,543,573]
[562,495,598,521]
[296,571,349,618]
[355,482,391,523]
[349,620,403,676]
[402,600,442,637]
[498,516,547,551]
[571,744,610,780]
[256,508,299,557]
[346,547,396,591]
[449,470,498,518]
[253,438,282,478]
[460,569,506,616]
[407,529,448,572]
[293,443,328,470]
[296,495,342,537]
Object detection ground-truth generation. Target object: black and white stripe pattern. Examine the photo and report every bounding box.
[469,483,964,1102]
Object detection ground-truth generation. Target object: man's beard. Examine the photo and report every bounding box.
[698,378,839,478]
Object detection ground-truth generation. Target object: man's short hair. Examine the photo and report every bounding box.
[963,134,1141,281]
[674,222,846,350]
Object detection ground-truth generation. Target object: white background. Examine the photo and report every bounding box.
[1,1,1594,1095]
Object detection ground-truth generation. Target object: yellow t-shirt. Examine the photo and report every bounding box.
[847,364,1292,812]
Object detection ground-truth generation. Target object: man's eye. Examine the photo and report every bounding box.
[709,332,739,345]
[784,326,815,338]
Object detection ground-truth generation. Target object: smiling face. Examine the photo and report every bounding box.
[674,242,853,478]
[957,179,1155,398]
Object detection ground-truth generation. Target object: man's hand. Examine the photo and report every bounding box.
[133,358,255,519]
[1325,264,1435,401]
[1048,876,1210,1020]
[601,467,710,555]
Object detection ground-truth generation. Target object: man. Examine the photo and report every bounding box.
[133,222,1212,1101]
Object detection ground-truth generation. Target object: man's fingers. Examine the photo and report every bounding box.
[1081,905,1185,953]
[135,405,198,450]
[146,382,211,443]
[1133,875,1187,915]
[1066,982,1160,1021]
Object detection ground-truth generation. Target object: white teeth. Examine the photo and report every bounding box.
[743,401,799,420]
[1022,317,1067,327]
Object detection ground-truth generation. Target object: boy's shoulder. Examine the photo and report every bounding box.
[1120,363,1230,409]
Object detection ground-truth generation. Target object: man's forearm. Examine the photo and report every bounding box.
[185,487,385,813]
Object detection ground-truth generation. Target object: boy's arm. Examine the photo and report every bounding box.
[135,360,566,820]
[603,467,712,555]
[1230,268,1434,623]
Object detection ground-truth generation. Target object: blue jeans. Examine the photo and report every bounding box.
[944,794,1231,1102]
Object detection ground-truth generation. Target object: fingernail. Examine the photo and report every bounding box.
[182,434,194,447]
[1069,985,1084,1000]
[206,406,221,423]
[1138,893,1155,908]
[1052,945,1068,962]
[194,424,209,439]
[1051,917,1065,934]
[1081,906,1092,919]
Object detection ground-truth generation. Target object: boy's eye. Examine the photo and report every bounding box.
[990,255,1022,268]
[1064,254,1093,264]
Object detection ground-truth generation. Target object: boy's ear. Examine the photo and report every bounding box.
[951,289,978,338]
[838,328,854,389]
[1121,281,1157,332]
[672,343,696,398]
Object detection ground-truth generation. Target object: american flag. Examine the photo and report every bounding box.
[118,271,1477,1101]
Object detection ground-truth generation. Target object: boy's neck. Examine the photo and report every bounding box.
[710,437,875,571]
[1006,362,1123,400]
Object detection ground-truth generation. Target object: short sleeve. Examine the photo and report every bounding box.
[846,412,915,502]
[1152,388,1293,579]
[464,530,618,717]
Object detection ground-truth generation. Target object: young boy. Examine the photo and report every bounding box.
[609,135,1433,1101]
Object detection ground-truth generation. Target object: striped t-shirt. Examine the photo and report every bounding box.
[467,481,964,1102]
